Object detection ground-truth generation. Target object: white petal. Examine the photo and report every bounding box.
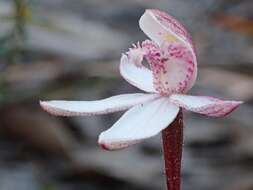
[120,54,156,93]
[169,94,243,117]
[40,93,159,116]
[98,97,179,150]
[139,9,193,48]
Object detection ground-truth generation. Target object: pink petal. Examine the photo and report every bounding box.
[120,54,156,93]
[143,40,197,95]
[98,97,179,150]
[40,93,159,116]
[169,94,243,117]
[139,9,193,48]
[139,9,197,95]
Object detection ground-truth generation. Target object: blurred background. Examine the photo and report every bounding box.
[0,0,252,190]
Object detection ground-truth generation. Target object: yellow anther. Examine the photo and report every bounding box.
[164,34,178,42]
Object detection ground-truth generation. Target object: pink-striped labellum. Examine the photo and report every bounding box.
[40,9,242,151]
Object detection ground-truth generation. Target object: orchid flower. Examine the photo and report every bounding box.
[40,9,242,151]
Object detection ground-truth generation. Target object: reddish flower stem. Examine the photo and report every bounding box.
[162,110,183,190]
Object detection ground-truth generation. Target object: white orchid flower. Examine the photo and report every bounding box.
[40,9,242,150]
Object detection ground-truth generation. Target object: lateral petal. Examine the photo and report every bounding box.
[169,94,242,117]
[98,97,179,150]
[120,54,156,93]
[40,93,159,116]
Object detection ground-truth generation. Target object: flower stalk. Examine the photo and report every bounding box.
[162,110,183,190]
